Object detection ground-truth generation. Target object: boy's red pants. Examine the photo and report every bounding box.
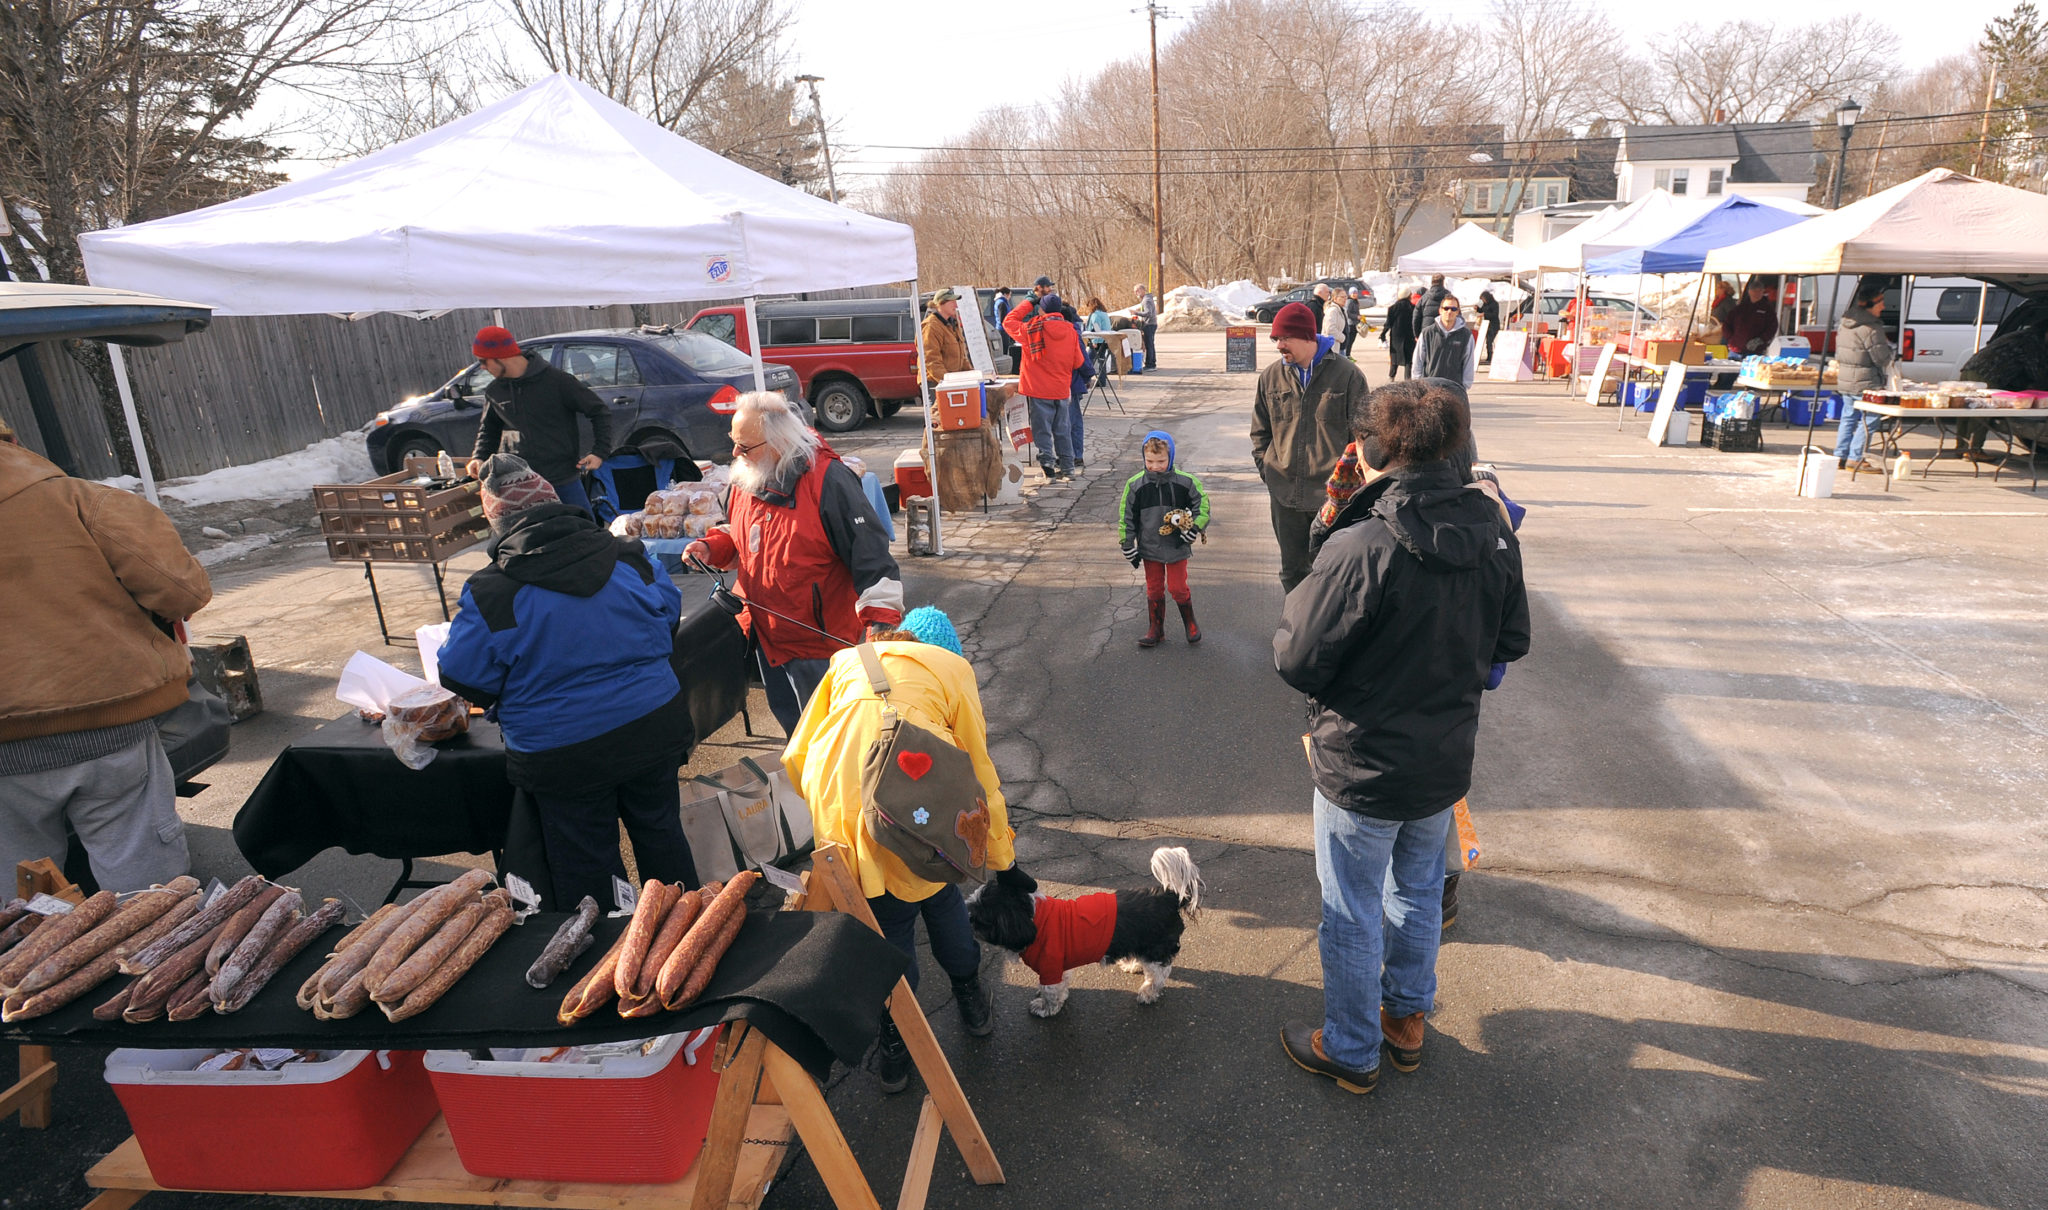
[1142,558,1190,604]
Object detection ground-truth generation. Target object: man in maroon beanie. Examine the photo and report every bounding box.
[1251,301,1366,593]
[463,325,611,516]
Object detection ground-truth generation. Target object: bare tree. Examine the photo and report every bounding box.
[1637,18,1900,124]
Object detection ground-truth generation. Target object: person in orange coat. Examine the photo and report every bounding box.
[1003,293,1086,481]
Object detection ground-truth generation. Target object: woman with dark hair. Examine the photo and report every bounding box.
[1273,379,1530,1094]
[1832,276,1898,473]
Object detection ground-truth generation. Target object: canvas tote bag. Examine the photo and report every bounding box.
[855,644,992,886]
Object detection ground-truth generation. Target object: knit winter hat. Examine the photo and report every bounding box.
[899,606,963,656]
[1039,292,1063,315]
[473,325,521,359]
[478,454,558,530]
[1270,301,1317,343]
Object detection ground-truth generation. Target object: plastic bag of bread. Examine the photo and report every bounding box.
[382,684,469,770]
[608,512,644,538]
[685,490,717,516]
[682,515,714,539]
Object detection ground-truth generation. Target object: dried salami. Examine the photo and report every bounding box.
[525,896,599,989]
[123,875,264,974]
[206,884,289,977]
[216,900,343,1013]
[384,899,513,1022]
[209,892,303,1003]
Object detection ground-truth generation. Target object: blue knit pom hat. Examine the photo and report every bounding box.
[899,606,962,656]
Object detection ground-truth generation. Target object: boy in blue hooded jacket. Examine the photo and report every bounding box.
[1118,430,1209,647]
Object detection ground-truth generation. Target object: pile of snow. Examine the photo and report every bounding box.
[1160,285,1229,331]
[106,433,377,507]
[1209,279,1271,316]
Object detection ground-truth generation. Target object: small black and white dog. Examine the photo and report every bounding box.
[967,846,1203,1017]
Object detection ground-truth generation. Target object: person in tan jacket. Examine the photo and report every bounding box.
[0,442,211,889]
[1252,301,1368,593]
[921,288,972,388]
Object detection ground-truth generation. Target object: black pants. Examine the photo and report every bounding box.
[870,886,980,993]
[1139,323,1158,370]
[1388,344,1413,379]
[524,763,697,910]
[1483,323,1498,363]
[1341,326,1359,357]
[1270,497,1319,594]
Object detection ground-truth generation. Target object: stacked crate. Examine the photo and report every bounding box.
[313,458,487,563]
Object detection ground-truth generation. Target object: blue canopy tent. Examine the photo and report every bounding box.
[1583,196,1812,276]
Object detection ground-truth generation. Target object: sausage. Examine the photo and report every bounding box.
[92,983,133,1021]
[299,903,395,1008]
[671,901,748,1010]
[209,891,303,1003]
[557,931,629,1025]
[165,969,215,1022]
[206,884,289,977]
[14,882,194,996]
[525,896,600,989]
[215,900,344,1013]
[383,899,513,1023]
[322,967,374,1019]
[372,901,483,1005]
[315,899,419,999]
[657,872,755,1008]
[0,913,43,958]
[123,875,264,974]
[0,898,27,933]
[125,922,229,1018]
[113,894,202,963]
[611,880,675,1001]
[360,870,493,997]
[333,902,398,953]
[1,895,203,1022]
[633,890,702,1000]
[0,890,116,991]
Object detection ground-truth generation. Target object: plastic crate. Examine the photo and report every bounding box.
[1705,417,1763,452]
[424,1029,721,1184]
[105,1049,437,1190]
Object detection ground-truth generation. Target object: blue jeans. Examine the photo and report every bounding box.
[1027,396,1074,472]
[870,885,980,993]
[1066,395,1085,464]
[1313,790,1449,1071]
[550,475,593,517]
[1832,407,1871,463]
[757,651,831,735]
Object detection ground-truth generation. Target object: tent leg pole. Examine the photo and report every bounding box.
[911,276,941,556]
[1802,271,1851,497]
[744,297,767,393]
[107,344,160,505]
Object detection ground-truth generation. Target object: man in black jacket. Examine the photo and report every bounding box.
[1411,275,1449,341]
[463,326,611,516]
[1380,289,1420,379]
[1273,379,1529,1095]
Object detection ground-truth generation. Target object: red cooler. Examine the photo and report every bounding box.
[894,449,932,499]
[105,1048,438,1190]
[424,1028,722,1184]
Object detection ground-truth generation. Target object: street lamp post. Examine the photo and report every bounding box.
[1831,97,1862,209]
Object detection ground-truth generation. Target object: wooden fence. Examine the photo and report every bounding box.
[0,283,906,481]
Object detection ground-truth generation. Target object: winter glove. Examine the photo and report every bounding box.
[1179,526,1200,546]
[1121,540,1142,568]
[1485,662,1507,691]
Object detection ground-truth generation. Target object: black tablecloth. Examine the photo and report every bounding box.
[0,910,906,1079]
[233,596,752,882]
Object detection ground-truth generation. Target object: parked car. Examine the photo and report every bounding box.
[1535,293,1659,323]
[1794,275,2029,382]
[365,327,801,474]
[1244,285,1322,323]
[686,297,1009,434]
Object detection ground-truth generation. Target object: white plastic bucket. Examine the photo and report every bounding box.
[1799,449,1837,498]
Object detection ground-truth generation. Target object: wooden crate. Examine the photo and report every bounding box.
[323,518,487,564]
[315,462,485,564]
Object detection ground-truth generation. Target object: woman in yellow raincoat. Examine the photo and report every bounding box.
[781,606,1014,1094]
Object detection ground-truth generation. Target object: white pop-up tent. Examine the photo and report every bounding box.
[79,74,935,527]
[1396,223,1518,276]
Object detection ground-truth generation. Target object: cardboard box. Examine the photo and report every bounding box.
[1642,340,1719,365]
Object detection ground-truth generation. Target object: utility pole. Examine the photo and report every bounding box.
[795,74,839,203]
[1972,61,2000,177]
[1146,2,1165,300]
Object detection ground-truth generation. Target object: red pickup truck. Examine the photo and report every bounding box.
[685,298,921,433]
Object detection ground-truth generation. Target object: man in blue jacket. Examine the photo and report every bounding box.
[438,455,697,909]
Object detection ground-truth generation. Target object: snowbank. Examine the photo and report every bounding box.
[1209,279,1271,316]
[105,433,377,507]
[1161,285,1229,331]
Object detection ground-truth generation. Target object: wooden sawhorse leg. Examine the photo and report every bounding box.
[5,1044,57,1128]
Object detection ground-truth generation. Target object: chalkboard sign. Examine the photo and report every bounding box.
[1226,326,1257,372]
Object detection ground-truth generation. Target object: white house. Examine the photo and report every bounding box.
[1614,122,1816,205]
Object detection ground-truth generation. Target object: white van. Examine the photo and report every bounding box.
[1794,275,2026,383]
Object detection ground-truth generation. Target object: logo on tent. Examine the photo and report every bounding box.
[706,256,733,283]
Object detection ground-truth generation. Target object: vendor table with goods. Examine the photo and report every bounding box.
[1852,398,2047,491]
[1,846,1004,1210]
[232,593,750,901]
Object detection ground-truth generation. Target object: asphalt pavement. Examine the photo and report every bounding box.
[6,333,2046,1209]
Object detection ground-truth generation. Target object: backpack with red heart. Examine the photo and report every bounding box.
[856,643,993,886]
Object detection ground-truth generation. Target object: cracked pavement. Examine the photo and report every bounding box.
[6,334,2044,1209]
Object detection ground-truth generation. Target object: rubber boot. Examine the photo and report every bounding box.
[875,1019,912,1093]
[1177,598,1201,644]
[1139,599,1165,648]
[953,974,994,1037]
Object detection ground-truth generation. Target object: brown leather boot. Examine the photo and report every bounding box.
[1139,599,1165,648]
[1380,1007,1425,1072]
[1176,599,1200,644]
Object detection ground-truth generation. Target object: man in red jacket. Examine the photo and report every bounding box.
[684,393,903,733]
[1004,293,1087,480]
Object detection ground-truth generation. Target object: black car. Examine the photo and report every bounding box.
[1245,285,1324,323]
[365,326,804,474]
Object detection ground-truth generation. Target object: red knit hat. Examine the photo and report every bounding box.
[473,325,521,359]
[1270,302,1317,343]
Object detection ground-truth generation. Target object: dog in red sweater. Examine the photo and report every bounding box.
[967,846,1203,1017]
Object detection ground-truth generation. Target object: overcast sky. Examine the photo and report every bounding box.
[796,0,2010,177]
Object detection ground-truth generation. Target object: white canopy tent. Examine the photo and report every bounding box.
[79,73,930,521]
[1395,223,1519,276]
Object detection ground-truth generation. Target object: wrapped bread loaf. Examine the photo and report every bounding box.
[387,685,469,742]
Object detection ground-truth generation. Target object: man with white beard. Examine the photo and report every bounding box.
[684,393,903,732]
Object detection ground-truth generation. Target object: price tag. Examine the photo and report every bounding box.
[203,879,228,907]
[759,864,805,896]
[504,873,541,922]
[611,876,637,916]
[250,1048,303,1070]
[24,893,74,916]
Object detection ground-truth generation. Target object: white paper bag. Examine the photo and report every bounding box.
[335,651,429,714]
[415,623,452,686]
